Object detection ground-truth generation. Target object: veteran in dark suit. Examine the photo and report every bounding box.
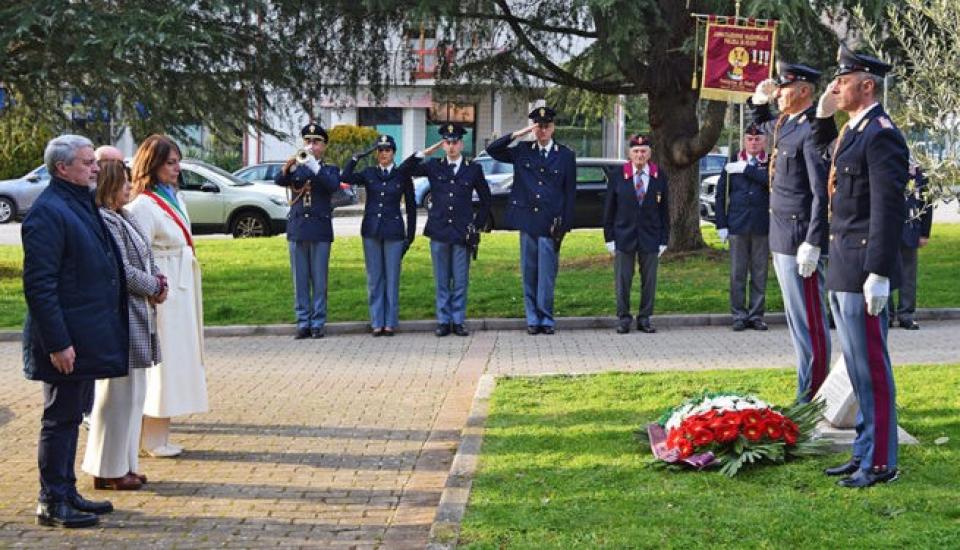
[750,63,837,402]
[602,135,670,334]
[888,163,933,330]
[22,135,127,527]
[275,123,343,339]
[817,48,907,488]
[407,124,491,337]
[341,135,418,336]
[485,106,577,335]
[716,124,771,331]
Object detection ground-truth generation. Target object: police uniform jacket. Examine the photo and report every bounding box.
[826,104,908,292]
[22,177,129,382]
[408,156,491,245]
[341,156,417,242]
[751,102,835,254]
[715,153,770,236]
[274,163,341,242]
[485,135,577,238]
[901,167,933,248]
[602,162,670,254]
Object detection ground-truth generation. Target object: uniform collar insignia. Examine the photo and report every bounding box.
[857,118,870,132]
[798,114,807,124]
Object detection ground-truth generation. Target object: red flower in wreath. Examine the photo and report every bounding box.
[743,423,763,442]
[741,410,762,427]
[763,420,784,441]
[677,438,694,458]
[716,427,740,443]
[691,426,715,447]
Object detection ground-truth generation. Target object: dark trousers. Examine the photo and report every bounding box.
[888,245,918,322]
[38,379,93,503]
[729,233,769,322]
[615,250,659,323]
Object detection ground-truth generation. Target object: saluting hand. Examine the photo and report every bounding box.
[816,80,840,119]
[512,123,539,140]
[423,140,445,156]
[752,79,778,105]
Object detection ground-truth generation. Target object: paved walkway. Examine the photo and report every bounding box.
[0,322,957,547]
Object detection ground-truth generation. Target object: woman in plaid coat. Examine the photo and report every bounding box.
[81,160,166,490]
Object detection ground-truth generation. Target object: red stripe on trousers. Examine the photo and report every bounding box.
[802,275,827,395]
[864,310,892,469]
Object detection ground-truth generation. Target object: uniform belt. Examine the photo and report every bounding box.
[772,209,809,221]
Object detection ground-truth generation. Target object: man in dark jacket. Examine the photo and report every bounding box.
[22,134,129,527]
[716,124,771,331]
[888,163,933,329]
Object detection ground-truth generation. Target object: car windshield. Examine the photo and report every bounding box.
[700,155,726,172]
[185,160,251,186]
[475,158,514,175]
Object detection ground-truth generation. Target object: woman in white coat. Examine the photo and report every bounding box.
[127,135,208,457]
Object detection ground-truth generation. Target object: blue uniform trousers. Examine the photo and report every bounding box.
[519,232,559,328]
[829,291,898,472]
[363,238,405,329]
[38,379,93,502]
[289,240,331,329]
[772,252,831,402]
[430,240,471,325]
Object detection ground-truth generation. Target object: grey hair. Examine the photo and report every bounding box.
[861,73,884,95]
[44,134,94,175]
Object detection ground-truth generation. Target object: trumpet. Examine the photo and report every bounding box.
[295,148,313,165]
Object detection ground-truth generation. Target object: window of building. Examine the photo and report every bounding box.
[427,101,477,156]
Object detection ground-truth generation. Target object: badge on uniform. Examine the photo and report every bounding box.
[857,118,870,132]
[877,117,894,129]
[656,192,662,204]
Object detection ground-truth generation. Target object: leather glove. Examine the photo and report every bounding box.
[724,161,747,175]
[717,228,729,244]
[752,79,778,105]
[796,242,820,278]
[816,80,840,118]
[605,241,616,256]
[658,245,667,258]
[863,273,890,316]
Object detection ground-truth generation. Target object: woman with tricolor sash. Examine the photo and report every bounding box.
[127,135,208,458]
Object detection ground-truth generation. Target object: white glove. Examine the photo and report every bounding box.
[304,156,320,175]
[724,161,747,175]
[658,245,667,258]
[796,242,820,278]
[816,81,840,118]
[605,241,616,256]
[863,273,890,317]
[717,228,729,244]
[752,78,778,105]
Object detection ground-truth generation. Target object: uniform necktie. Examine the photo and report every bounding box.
[768,114,788,191]
[635,171,646,204]
[382,168,389,178]
[827,124,851,219]
[541,148,548,160]
[749,156,758,167]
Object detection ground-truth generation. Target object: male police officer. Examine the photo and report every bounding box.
[817,47,906,488]
[751,63,836,402]
[275,123,342,339]
[716,124,771,331]
[603,135,669,334]
[486,106,576,335]
[888,163,933,330]
[408,123,491,337]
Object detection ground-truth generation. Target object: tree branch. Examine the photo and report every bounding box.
[457,10,598,38]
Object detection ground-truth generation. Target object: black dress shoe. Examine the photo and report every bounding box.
[435,323,451,337]
[750,319,769,331]
[383,328,395,336]
[616,324,630,334]
[540,326,555,335]
[371,328,383,337]
[294,327,311,340]
[453,324,469,337]
[637,321,656,333]
[899,319,920,330]
[824,458,861,476]
[838,467,899,488]
[66,493,113,515]
[36,501,98,528]
[526,326,540,335]
[311,327,325,339]
[732,320,748,332]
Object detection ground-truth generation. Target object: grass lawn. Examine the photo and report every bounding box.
[458,364,960,549]
[1,223,959,329]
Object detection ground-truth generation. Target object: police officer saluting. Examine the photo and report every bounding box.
[750,63,836,402]
[817,47,906,488]
[602,135,669,334]
[341,135,418,336]
[275,123,342,339]
[408,124,491,337]
[486,106,576,335]
[716,124,771,331]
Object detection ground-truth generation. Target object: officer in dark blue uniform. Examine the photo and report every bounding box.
[341,135,418,336]
[485,106,576,335]
[602,135,669,334]
[817,47,906,488]
[716,124,771,331]
[407,123,491,337]
[274,123,342,339]
[750,63,837,402]
[888,163,933,330]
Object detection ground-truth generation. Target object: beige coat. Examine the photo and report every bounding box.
[126,190,208,417]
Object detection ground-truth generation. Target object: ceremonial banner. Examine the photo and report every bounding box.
[700,21,777,103]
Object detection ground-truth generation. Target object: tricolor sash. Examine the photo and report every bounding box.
[143,190,194,252]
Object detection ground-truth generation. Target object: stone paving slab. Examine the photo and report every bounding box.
[0,321,956,547]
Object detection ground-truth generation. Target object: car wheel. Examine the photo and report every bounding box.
[423,191,433,211]
[231,210,270,238]
[0,197,15,224]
